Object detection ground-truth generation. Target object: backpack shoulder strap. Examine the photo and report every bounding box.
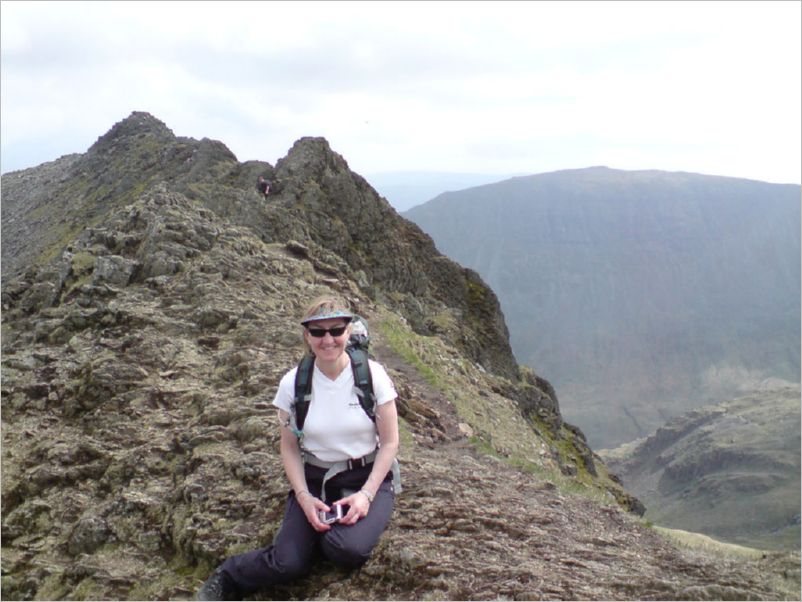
[293,354,315,433]
[347,346,376,422]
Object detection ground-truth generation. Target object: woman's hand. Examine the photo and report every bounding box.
[296,491,332,532]
[336,490,372,525]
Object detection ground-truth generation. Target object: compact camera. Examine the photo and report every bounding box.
[319,504,348,525]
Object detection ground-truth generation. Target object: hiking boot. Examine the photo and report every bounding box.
[196,567,238,601]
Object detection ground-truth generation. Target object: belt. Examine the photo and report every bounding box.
[301,449,402,502]
[303,449,378,471]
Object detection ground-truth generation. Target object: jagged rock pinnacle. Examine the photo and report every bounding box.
[276,136,350,178]
[87,111,175,155]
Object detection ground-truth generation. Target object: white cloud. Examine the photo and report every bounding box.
[1,0,799,183]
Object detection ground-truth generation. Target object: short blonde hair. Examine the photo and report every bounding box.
[300,295,353,324]
[300,295,353,353]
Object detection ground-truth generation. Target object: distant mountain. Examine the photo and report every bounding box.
[366,171,523,212]
[600,386,801,551]
[405,167,801,449]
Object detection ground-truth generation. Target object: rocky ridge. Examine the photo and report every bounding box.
[1,113,799,600]
[2,113,518,381]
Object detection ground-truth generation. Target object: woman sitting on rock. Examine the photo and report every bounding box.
[197,296,400,600]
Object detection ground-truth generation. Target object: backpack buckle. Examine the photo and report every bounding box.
[347,457,366,470]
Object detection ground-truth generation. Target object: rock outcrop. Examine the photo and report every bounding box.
[2,113,798,600]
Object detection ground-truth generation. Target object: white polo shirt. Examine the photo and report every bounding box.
[273,359,397,462]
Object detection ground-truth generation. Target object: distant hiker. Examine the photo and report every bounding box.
[197,296,401,601]
[257,176,271,197]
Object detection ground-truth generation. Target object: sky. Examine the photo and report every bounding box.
[1,0,800,184]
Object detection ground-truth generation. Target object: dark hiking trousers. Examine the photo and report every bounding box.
[219,463,394,594]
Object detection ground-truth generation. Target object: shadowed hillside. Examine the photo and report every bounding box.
[601,386,801,552]
[2,114,798,600]
[405,168,801,449]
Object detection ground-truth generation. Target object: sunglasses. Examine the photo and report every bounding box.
[306,325,348,338]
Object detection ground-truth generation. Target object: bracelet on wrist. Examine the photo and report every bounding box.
[296,490,312,500]
[359,488,375,503]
